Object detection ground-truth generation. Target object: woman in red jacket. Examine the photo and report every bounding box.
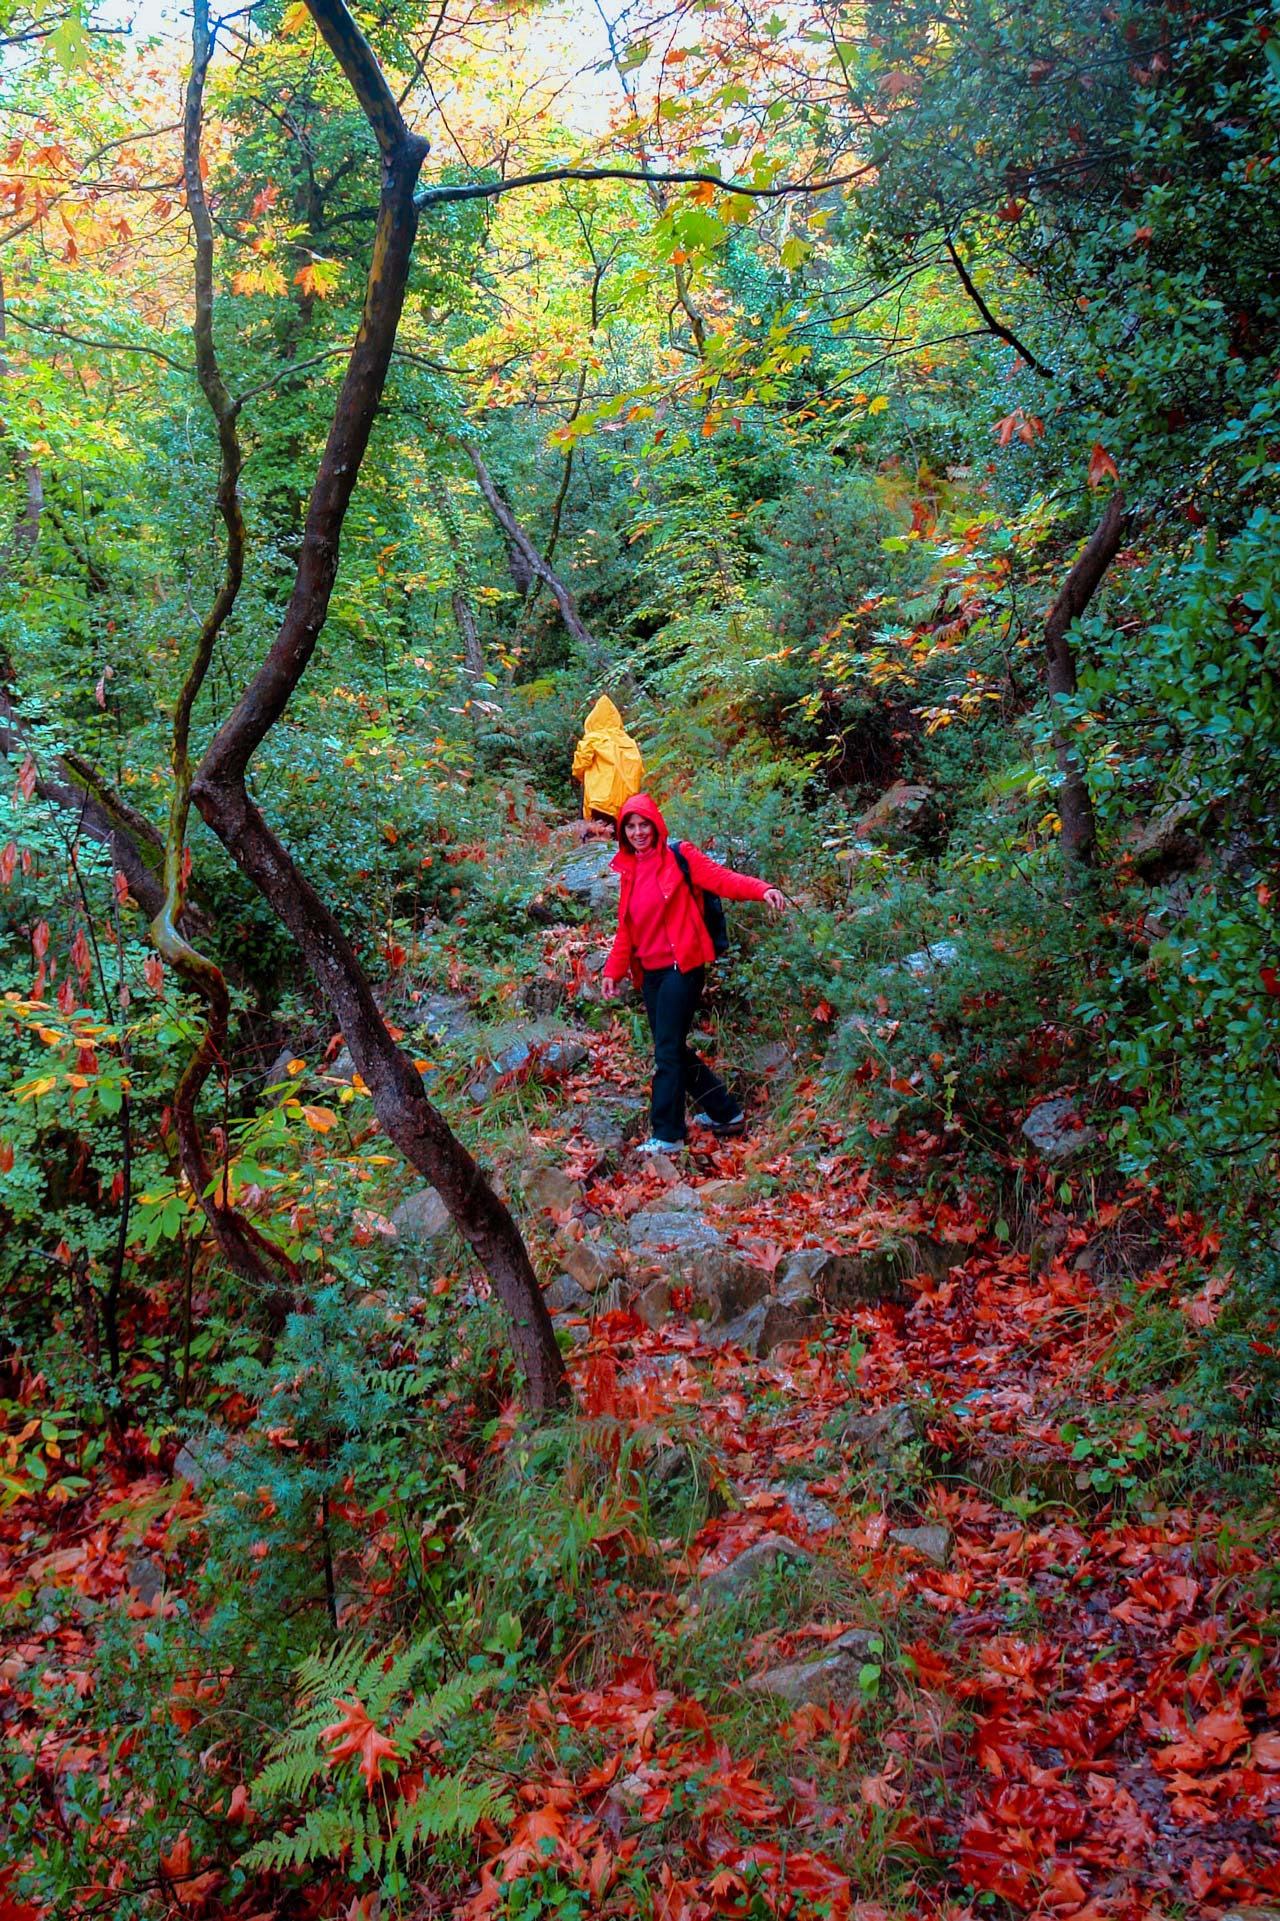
[600,792,786,1154]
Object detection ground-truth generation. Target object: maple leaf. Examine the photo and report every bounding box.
[1087,441,1120,488]
[320,1696,400,1794]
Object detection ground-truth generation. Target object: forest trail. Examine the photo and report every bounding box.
[4,823,1280,1921]
[438,885,1280,1920]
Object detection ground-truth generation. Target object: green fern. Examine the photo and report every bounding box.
[242,1634,506,1884]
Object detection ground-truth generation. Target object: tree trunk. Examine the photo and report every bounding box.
[1042,489,1128,868]
[189,0,567,1410]
[463,442,600,657]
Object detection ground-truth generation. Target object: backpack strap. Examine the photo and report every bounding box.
[670,840,696,895]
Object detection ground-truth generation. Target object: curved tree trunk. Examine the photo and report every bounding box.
[189,0,567,1410]
[1042,489,1129,869]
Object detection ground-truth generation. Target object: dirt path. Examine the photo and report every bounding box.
[475,1024,1280,1920]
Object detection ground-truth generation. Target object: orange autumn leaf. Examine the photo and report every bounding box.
[1087,440,1120,488]
[301,1104,339,1132]
[320,1696,400,1793]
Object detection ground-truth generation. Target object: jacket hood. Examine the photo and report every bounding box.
[582,694,623,735]
[616,791,668,846]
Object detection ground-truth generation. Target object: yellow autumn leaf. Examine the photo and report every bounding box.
[868,395,890,415]
[17,1076,58,1101]
[287,1057,307,1076]
[301,1104,339,1132]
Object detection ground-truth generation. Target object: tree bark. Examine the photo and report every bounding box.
[189,0,567,1410]
[1042,489,1129,867]
[463,442,600,658]
[0,695,213,939]
[153,0,300,1301]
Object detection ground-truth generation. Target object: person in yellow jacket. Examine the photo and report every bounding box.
[571,696,644,830]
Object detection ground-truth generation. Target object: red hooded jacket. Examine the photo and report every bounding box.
[603,792,774,983]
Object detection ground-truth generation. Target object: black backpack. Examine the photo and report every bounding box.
[670,839,729,960]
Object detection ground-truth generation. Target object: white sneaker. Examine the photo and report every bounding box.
[635,1136,683,1155]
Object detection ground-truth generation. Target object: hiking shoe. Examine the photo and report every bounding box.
[698,1111,746,1138]
[635,1136,684,1155]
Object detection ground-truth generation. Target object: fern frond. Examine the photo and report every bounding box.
[367,1631,440,1720]
[386,1775,509,1872]
[293,1635,374,1707]
[241,1803,357,1873]
[394,1666,496,1749]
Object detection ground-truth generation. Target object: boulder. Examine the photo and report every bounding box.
[1021,1096,1099,1164]
[556,1226,623,1293]
[1126,796,1201,872]
[544,1272,589,1314]
[557,842,621,920]
[628,1211,771,1324]
[839,1402,923,1466]
[698,1532,813,1609]
[467,1029,589,1103]
[746,1628,883,1709]
[698,1178,751,1208]
[412,991,474,1042]
[711,1298,818,1358]
[855,781,943,851]
[522,1166,581,1215]
[778,1243,914,1309]
[888,1524,953,1569]
[521,975,567,1019]
[391,1187,453,1244]
[634,1278,674,1328]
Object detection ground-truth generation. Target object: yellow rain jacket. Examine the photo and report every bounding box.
[571,696,645,820]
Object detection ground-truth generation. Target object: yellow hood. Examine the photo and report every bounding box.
[571,696,645,819]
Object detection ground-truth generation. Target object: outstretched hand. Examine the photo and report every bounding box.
[763,888,787,918]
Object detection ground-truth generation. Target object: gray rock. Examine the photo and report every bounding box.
[556,1227,623,1293]
[778,1244,913,1309]
[521,975,567,1019]
[839,1402,922,1466]
[467,1030,589,1102]
[391,1187,453,1243]
[892,940,961,977]
[125,1552,165,1606]
[628,1209,722,1261]
[522,1166,581,1215]
[558,844,621,920]
[633,1278,674,1328]
[888,1524,953,1569]
[1127,796,1201,870]
[413,992,474,1042]
[746,1628,883,1708]
[1021,1096,1100,1164]
[327,1046,356,1084]
[762,1482,839,1534]
[711,1298,818,1358]
[628,1210,770,1322]
[698,1531,813,1608]
[544,1272,589,1313]
[173,1434,230,1490]
[698,1178,751,1207]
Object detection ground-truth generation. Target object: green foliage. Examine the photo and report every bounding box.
[244,1635,504,1882]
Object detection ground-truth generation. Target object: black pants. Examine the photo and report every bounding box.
[641,965,739,1143]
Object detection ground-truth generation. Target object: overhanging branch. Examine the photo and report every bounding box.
[944,235,1056,379]
[416,161,870,212]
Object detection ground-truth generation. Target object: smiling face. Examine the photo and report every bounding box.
[623,813,658,854]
